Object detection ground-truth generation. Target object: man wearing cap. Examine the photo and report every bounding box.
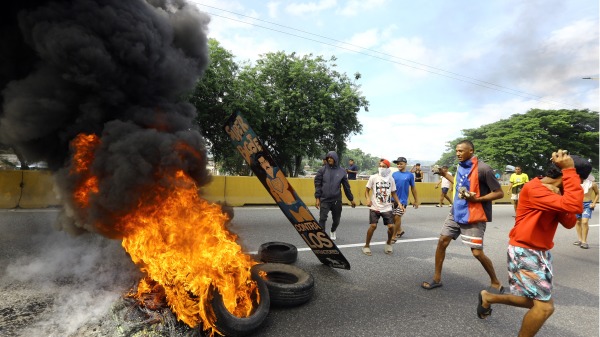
[391,156,419,241]
[422,140,504,292]
[363,159,401,255]
[314,151,356,241]
[477,151,591,337]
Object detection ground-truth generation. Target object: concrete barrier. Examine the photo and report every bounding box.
[0,170,22,208]
[0,171,512,208]
[20,171,61,208]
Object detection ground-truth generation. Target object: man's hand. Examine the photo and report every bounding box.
[315,198,320,209]
[551,149,574,170]
[351,200,356,208]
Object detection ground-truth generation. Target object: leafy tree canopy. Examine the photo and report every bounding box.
[339,148,383,175]
[190,40,368,176]
[437,109,599,178]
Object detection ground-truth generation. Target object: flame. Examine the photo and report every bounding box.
[71,134,100,209]
[69,133,259,336]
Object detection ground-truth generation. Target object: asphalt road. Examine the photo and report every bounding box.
[0,205,598,337]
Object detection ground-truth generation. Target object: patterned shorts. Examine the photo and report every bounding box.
[392,204,405,216]
[576,201,593,219]
[507,245,553,301]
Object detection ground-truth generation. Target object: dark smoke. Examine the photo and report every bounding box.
[0,0,211,235]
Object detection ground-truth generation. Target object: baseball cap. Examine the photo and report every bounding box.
[380,159,391,168]
[392,157,407,164]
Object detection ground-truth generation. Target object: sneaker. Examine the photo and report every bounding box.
[330,231,336,241]
[581,243,589,249]
[436,204,441,207]
[573,241,581,246]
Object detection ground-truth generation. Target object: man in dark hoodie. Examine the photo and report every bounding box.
[314,151,356,241]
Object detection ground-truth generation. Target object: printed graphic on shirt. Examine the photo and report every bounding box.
[375,181,393,204]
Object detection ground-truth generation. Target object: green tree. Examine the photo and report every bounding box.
[436,139,461,168]
[197,50,367,176]
[189,43,368,176]
[438,109,599,177]
[188,39,249,175]
[340,148,381,175]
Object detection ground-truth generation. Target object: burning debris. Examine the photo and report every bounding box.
[1,1,265,335]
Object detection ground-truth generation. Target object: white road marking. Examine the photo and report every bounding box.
[248,237,439,254]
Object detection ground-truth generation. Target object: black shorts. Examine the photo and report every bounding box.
[369,210,394,225]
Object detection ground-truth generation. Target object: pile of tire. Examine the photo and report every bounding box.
[208,265,270,337]
[257,241,298,264]
[257,242,314,308]
[208,242,314,336]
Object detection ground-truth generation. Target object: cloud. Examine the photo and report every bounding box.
[452,6,599,111]
[267,1,281,18]
[337,0,388,16]
[344,28,381,50]
[194,1,261,38]
[285,0,337,16]
[216,35,282,63]
[380,37,438,77]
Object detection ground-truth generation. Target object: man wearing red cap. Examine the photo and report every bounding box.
[362,159,401,256]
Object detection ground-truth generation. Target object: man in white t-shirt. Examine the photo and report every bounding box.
[435,165,454,207]
[363,159,401,256]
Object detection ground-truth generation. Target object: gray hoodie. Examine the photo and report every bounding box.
[314,151,354,202]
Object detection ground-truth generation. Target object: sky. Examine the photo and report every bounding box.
[190,0,599,163]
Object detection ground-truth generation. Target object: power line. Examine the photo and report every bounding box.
[193,2,584,109]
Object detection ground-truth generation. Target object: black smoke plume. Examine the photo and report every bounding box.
[0,0,211,236]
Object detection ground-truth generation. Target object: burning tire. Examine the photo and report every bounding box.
[209,265,270,337]
[255,263,314,307]
[258,241,298,264]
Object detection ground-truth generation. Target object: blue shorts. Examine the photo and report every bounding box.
[441,187,449,194]
[576,201,593,219]
[507,245,553,301]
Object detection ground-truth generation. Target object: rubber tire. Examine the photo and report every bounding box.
[209,265,270,337]
[254,263,314,307]
[258,242,298,264]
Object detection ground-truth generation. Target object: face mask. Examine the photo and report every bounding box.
[378,167,390,177]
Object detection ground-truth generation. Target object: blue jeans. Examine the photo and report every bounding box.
[318,199,342,232]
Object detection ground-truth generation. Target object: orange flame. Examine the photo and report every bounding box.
[71,134,100,209]
[69,133,259,336]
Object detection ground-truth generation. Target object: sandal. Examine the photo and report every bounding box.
[384,244,393,254]
[362,247,372,256]
[477,291,492,319]
[396,231,405,239]
[581,243,589,249]
[421,279,443,290]
[573,241,581,246]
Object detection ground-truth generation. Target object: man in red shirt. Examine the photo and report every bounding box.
[476,150,592,337]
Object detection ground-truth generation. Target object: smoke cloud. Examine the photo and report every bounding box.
[0,0,212,235]
[1,215,141,336]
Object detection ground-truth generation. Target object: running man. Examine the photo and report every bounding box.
[477,151,591,337]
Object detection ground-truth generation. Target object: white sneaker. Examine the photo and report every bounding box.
[330,231,336,241]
